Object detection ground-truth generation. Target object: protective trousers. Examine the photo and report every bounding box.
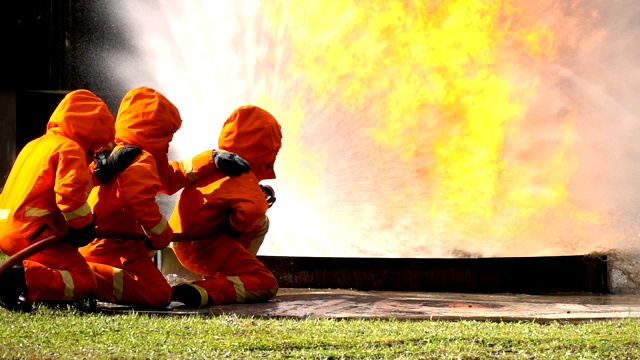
[84,250,172,308]
[192,241,277,304]
[175,217,278,305]
[7,228,97,303]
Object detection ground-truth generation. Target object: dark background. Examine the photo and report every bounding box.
[0,1,129,98]
[0,1,133,160]
[0,0,134,183]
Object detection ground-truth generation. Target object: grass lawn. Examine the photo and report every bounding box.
[2,255,640,359]
[0,304,639,359]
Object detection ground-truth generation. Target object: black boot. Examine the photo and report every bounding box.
[171,283,209,308]
[0,266,27,311]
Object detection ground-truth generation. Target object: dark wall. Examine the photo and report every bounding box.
[15,91,69,151]
[0,91,17,187]
[2,1,134,137]
[0,1,129,96]
[0,1,68,91]
[0,1,131,184]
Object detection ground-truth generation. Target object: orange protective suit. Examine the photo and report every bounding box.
[170,105,282,305]
[0,90,115,302]
[79,87,217,307]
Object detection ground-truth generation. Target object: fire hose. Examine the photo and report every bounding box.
[0,230,215,279]
[0,186,276,278]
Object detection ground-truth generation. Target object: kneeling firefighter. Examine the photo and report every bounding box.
[0,90,141,311]
[170,105,283,307]
[79,87,251,308]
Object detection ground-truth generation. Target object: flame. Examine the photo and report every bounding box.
[262,0,608,256]
[114,0,627,257]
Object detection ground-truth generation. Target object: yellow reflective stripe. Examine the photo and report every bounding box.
[62,203,91,221]
[247,216,269,256]
[112,268,124,302]
[181,158,199,182]
[0,208,9,221]
[246,283,279,303]
[143,217,168,236]
[190,284,209,307]
[25,207,51,217]
[58,270,75,300]
[227,276,246,303]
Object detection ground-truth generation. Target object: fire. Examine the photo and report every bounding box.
[262,0,607,256]
[114,0,622,257]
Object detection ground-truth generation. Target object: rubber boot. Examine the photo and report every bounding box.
[171,283,210,308]
[0,266,27,312]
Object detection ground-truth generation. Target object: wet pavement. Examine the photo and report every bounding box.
[98,288,640,323]
[100,250,640,322]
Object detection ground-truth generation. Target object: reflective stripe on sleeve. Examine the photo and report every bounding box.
[143,217,168,236]
[181,158,199,182]
[247,216,270,256]
[25,207,51,218]
[62,203,91,221]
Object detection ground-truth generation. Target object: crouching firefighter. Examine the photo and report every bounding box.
[170,105,283,307]
[0,90,141,311]
[78,87,251,308]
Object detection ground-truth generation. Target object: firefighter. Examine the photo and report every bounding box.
[79,86,251,308]
[0,89,141,311]
[169,105,282,307]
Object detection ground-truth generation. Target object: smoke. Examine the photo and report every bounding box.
[106,0,640,260]
[556,0,640,252]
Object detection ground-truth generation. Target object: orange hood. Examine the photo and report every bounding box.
[218,105,282,181]
[46,89,116,153]
[114,87,182,174]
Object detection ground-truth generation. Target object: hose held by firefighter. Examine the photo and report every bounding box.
[78,86,251,308]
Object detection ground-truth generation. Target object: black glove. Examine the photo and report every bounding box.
[94,145,142,184]
[260,184,276,208]
[67,219,96,248]
[213,150,251,176]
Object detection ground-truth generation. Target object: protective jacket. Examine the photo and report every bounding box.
[80,87,217,306]
[170,105,282,304]
[0,89,115,301]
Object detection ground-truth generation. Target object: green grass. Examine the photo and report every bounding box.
[2,254,640,359]
[0,306,639,359]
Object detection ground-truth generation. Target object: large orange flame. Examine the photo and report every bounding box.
[260,0,608,256]
[115,0,631,257]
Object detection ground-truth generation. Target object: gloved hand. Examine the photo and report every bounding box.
[94,145,142,184]
[260,184,276,208]
[66,218,96,248]
[213,150,252,176]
